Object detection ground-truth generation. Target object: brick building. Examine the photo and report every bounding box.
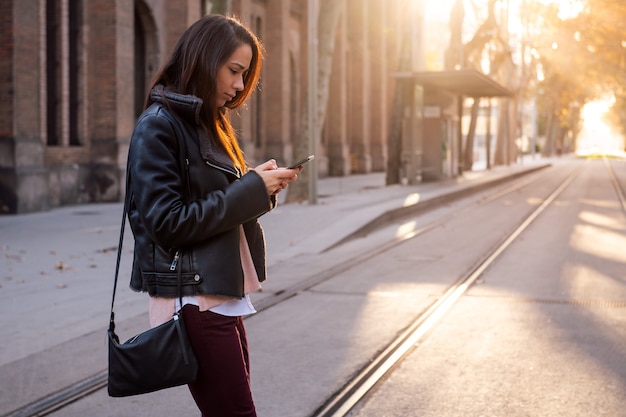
[0,0,409,213]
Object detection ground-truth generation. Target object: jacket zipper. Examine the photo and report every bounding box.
[170,250,180,271]
[205,160,240,178]
[185,158,191,197]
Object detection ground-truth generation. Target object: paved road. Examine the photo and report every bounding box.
[0,159,561,416]
[348,158,626,417]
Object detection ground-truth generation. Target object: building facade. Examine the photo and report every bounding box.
[0,0,413,213]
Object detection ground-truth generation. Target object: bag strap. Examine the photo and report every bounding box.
[108,172,131,333]
[108,187,186,333]
[109,116,190,333]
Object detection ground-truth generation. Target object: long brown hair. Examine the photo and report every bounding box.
[147,15,263,171]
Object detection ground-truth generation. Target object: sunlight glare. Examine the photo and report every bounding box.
[576,98,625,157]
[395,220,418,239]
[421,0,584,21]
[423,0,455,21]
[403,193,421,207]
[554,0,584,20]
[579,210,626,232]
[579,198,623,210]
[571,223,626,263]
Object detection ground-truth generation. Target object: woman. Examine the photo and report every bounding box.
[126,14,299,416]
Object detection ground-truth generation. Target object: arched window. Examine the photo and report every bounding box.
[134,1,159,118]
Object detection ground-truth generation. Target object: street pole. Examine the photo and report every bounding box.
[307,0,318,204]
[407,1,418,185]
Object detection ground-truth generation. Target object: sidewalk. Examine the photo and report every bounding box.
[0,158,552,416]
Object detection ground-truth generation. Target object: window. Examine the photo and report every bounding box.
[68,0,81,146]
[45,0,82,147]
[45,0,60,146]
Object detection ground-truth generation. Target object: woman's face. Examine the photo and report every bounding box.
[215,43,253,108]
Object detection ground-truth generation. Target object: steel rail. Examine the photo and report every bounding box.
[310,163,583,417]
[3,373,107,417]
[603,157,626,215]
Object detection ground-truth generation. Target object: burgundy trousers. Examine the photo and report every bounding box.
[182,305,257,417]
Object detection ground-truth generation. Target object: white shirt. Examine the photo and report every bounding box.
[148,225,262,327]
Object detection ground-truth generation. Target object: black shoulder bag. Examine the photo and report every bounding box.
[107,134,198,397]
[107,195,198,397]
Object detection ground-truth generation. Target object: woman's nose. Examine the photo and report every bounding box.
[234,75,245,91]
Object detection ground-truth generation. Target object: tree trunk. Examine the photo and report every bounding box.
[508,97,519,163]
[494,99,508,165]
[485,98,492,169]
[285,0,343,203]
[541,103,556,157]
[463,98,480,171]
[385,78,406,185]
[386,0,415,185]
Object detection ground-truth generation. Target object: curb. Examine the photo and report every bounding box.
[325,163,552,250]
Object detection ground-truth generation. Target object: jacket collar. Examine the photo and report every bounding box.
[197,128,241,176]
[149,86,240,177]
[150,85,203,126]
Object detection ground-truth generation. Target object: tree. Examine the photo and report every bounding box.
[285,1,343,202]
[446,0,516,170]
[387,0,416,185]
[523,0,626,153]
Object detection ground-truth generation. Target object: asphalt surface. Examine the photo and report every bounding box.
[0,158,552,416]
[346,158,626,417]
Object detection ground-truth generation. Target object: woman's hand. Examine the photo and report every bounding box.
[253,159,301,195]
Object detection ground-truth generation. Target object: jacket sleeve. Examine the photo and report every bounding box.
[128,110,272,249]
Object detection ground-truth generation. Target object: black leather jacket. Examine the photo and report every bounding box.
[126,88,275,298]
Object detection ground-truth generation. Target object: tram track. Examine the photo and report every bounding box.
[312,157,626,417]
[604,157,626,215]
[310,161,594,417]
[6,160,615,417]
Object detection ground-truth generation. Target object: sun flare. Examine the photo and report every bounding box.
[421,0,584,19]
[577,98,625,157]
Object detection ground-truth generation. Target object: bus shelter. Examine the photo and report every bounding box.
[397,69,513,183]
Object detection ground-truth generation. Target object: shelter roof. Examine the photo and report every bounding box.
[394,69,513,98]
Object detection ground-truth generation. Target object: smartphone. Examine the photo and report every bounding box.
[287,155,315,169]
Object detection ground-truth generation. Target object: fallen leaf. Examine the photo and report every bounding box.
[54,261,71,271]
